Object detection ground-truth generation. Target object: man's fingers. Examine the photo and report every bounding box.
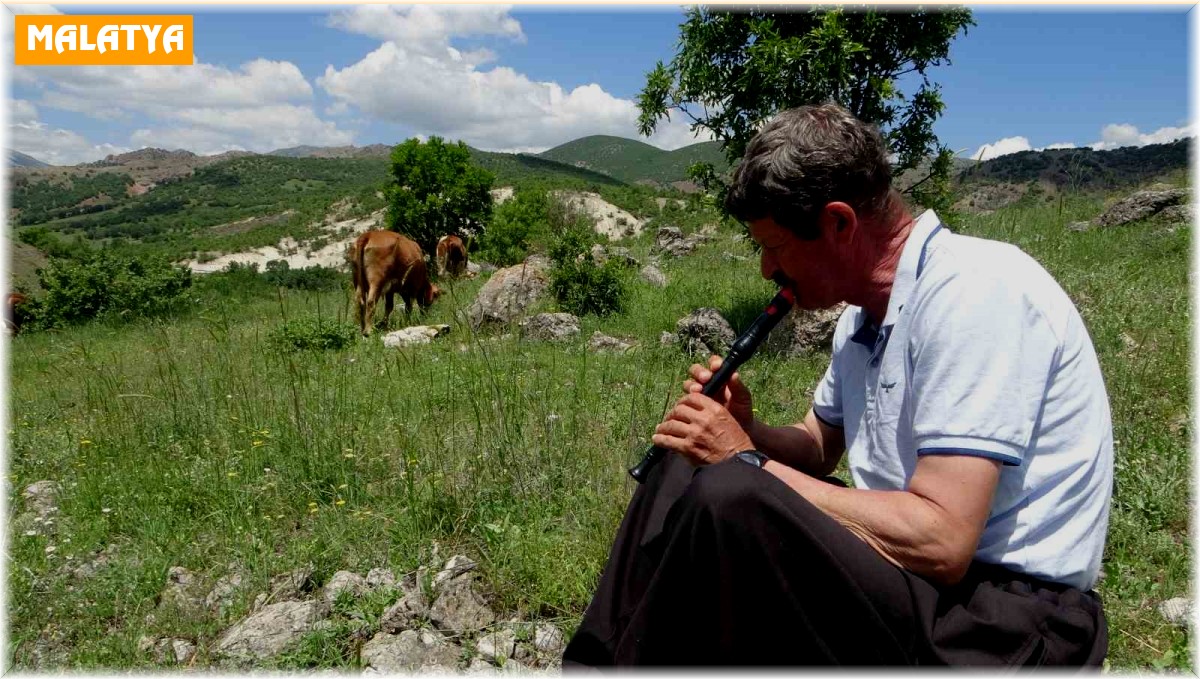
[709,355,724,371]
[688,363,712,384]
[683,379,702,394]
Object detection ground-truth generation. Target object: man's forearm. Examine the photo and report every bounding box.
[747,419,836,477]
[761,461,970,584]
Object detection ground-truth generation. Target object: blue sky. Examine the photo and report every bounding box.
[5,4,1191,166]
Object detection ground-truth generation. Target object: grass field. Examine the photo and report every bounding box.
[5,188,1191,670]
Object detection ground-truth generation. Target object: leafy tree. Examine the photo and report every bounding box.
[638,6,974,214]
[386,136,495,255]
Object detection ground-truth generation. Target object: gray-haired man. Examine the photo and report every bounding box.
[564,103,1112,667]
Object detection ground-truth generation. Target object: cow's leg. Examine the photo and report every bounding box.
[383,291,396,331]
[363,283,382,337]
[354,285,368,336]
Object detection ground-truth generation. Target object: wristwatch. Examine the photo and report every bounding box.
[733,449,770,468]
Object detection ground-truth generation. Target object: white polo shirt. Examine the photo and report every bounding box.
[811,210,1113,591]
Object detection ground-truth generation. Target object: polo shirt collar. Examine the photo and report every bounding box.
[850,210,945,348]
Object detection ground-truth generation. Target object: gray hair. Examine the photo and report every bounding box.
[725,103,893,239]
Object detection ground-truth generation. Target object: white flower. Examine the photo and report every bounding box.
[101,508,112,514]
[23,530,36,537]
[44,545,56,553]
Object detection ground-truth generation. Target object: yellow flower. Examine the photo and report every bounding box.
[309,507,319,514]
[308,501,317,507]
[335,499,346,506]
[337,484,348,490]
[343,453,355,459]
[227,472,238,478]
[252,440,264,447]
[80,439,92,446]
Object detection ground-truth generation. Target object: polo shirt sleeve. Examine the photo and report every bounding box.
[908,270,1062,467]
[811,308,855,428]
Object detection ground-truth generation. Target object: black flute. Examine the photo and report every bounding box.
[628,287,796,483]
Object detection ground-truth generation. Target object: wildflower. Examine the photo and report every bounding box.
[343,453,355,459]
[23,530,36,537]
[275,514,284,519]
[227,472,238,478]
[252,440,265,448]
[335,499,346,506]
[308,501,317,507]
[101,508,111,514]
[45,545,56,554]
[337,484,348,490]
[309,506,319,514]
[80,439,92,446]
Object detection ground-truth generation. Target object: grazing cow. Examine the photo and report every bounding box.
[435,234,468,279]
[350,230,440,336]
[5,293,28,336]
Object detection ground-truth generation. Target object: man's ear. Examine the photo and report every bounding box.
[818,202,857,242]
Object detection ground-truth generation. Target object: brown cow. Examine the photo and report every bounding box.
[351,231,440,336]
[5,293,28,336]
[435,234,468,279]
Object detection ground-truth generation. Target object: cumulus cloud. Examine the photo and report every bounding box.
[13,56,354,158]
[319,4,707,152]
[970,136,1033,161]
[129,104,354,155]
[1090,123,1192,151]
[9,98,129,165]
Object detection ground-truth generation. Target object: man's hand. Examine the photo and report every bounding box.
[683,355,755,429]
[652,392,754,466]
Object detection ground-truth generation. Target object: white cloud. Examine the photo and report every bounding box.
[970,136,1033,161]
[9,99,129,165]
[129,105,354,155]
[14,56,354,158]
[319,5,707,152]
[27,59,314,116]
[1090,123,1192,150]
[1044,142,1076,150]
[327,4,524,54]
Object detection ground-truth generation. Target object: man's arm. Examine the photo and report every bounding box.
[762,453,1001,586]
[747,408,845,478]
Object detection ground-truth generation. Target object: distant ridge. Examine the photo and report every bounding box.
[9,149,52,168]
[538,135,728,184]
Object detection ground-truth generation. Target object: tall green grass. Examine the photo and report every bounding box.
[6,189,1190,670]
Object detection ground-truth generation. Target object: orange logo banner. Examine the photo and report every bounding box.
[14,15,194,66]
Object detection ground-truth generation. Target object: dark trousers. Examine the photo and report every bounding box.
[564,453,1108,667]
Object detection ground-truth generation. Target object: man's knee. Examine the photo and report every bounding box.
[681,459,772,519]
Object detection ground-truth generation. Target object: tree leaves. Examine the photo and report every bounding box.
[386,137,495,256]
[638,6,974,215]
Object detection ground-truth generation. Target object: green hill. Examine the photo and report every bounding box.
[538,135,728,184]
[956,139,1190,191]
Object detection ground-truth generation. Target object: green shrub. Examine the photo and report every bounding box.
[268,316,357,353]
[24,253,193,330]
[476,188,552,266]
[263,260,344,291]
[547,208,628,317]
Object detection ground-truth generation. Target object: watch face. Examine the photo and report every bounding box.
[736,451,767,468]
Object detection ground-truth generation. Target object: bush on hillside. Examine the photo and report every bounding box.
[547,205,628,317]
[476,188,552,266]
[23,253,193,330]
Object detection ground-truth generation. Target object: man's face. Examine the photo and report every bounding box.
[748,216,845,310]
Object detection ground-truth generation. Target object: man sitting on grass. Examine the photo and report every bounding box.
[563,102,1113,667]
